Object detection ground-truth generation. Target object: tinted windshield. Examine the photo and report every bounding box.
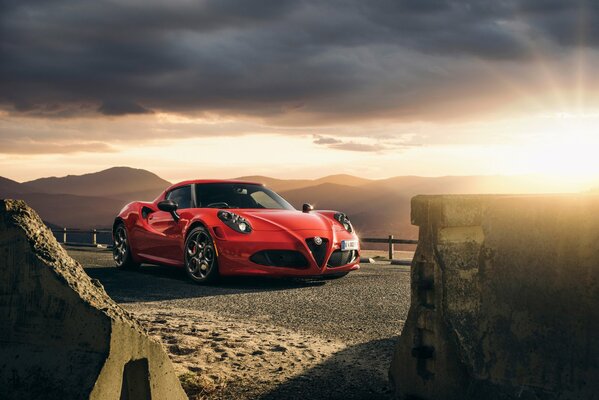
[195,183,295,210]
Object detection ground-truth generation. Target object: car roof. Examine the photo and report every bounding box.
[166,179,264,191]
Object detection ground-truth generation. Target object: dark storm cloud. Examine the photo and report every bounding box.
[516,1,599,48]
[0,0,595,119]
[98,100,153,116]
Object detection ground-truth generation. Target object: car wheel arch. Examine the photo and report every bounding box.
[113,217,131,248]
[113,217,125,233]
[185,220,210,239]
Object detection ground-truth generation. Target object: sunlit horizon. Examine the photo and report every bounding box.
[2,110,598,191]
[1,1,598,194]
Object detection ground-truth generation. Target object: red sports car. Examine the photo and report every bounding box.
[112,180,360,283]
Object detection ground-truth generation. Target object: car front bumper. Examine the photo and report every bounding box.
[213,227,360,277]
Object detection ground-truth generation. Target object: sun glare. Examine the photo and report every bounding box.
[454,112,597,192]
[515,113,599,181]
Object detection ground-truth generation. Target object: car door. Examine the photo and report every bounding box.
[145,185,192,264]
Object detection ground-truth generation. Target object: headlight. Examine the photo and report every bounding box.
[218,210,252,234]
[334,212,353,232]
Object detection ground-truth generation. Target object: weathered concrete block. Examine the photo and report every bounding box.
[0,199,187,400]
[390,194,599,400]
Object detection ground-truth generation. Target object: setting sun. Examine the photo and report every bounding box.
[490,113,599,181]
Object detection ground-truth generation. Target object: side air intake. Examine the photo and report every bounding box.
[250,250,309,269]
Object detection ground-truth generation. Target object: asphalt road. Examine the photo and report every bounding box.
[69,247,412,399]
[71,248,410,343]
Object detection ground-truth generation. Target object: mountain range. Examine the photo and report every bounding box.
[0,167,168,229]
[1,167,596,239]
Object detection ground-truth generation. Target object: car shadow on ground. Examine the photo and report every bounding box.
[84,264,327,303]
[256,337,396,400]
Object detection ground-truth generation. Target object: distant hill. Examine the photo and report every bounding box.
[24,166,170,200]
[275,174,599,240]
[1,167,172,229]
[311,174,373,187]
[13,192,127,229]
[234,176,315,192]
[234,174,373,192]
[2,168,597,238]
[280,182,416,239]
[0,176,32,195]
[364,175,566,196]
[240,174,574,196]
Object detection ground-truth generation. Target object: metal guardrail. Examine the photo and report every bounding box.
[50,228,418,258]
[51,228,112,247]
[360,235,418,259]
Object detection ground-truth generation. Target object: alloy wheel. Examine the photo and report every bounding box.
[185,230,216,280]
[113,226,128,266]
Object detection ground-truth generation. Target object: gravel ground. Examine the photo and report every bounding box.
[69,247,412,399]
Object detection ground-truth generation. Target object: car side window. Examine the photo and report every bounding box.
[166,185,192,209]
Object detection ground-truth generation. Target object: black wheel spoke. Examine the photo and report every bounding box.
[204,246,214,262]
[189,257,198,273]
[186,236,199,257]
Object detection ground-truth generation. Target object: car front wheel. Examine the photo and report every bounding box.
[184,226,219,284]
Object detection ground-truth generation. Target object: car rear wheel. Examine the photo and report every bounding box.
[185,226,219,284]
[113,223,140,270]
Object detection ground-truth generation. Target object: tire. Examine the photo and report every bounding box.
[113,223,140,270]
[184,226,219,284]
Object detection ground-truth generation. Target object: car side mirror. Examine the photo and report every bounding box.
[302,203,313,213]
[157,199,180,221]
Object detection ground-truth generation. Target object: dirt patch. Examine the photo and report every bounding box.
[129,305,347,399]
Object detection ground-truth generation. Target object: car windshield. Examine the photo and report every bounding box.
[195,183,295,210]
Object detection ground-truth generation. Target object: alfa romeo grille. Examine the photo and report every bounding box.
[305,237,329,267]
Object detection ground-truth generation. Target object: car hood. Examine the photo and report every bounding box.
[238,209,336,232]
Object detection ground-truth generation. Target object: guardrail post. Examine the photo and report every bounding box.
[63,227,67,244]
[92,229,97,246]
[389,234,394,260]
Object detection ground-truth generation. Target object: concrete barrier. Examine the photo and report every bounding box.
[389,195,599,400]
[0,200,187,400]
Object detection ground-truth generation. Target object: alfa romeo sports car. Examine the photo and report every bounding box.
[113,180,360,283]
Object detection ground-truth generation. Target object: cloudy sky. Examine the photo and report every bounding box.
[1,0,598,184]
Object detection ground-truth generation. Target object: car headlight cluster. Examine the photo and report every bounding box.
[218,210,252,233]
[334,212,353,232]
